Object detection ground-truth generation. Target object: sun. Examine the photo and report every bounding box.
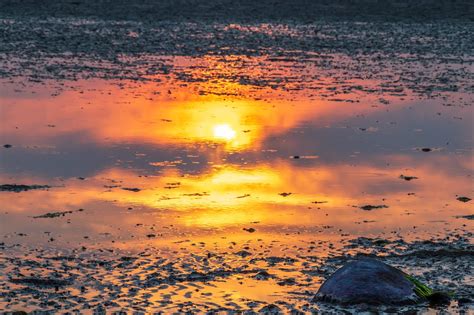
[213,124,236,141]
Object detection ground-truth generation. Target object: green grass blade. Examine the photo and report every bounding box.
[405,275,433,299]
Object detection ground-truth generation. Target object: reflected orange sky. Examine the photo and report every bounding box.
[1,155,472,240]
[0,56,472,249]
[0,56,408,152]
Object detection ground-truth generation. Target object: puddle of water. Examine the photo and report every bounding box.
[0,55,472,313]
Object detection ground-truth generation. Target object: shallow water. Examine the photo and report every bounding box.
[1,50,473,312]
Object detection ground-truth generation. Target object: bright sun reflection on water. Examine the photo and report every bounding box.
[213,124,236,140]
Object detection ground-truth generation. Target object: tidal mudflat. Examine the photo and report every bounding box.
[0,1,473,313]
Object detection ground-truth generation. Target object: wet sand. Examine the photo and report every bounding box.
[0,1,473,313]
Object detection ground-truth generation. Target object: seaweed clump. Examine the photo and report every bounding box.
[405,275,452,305]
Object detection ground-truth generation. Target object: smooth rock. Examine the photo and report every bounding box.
[316,258,418,305]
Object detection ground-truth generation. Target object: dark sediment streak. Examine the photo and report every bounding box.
[0,0,472,22]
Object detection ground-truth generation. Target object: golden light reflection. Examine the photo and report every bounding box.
[213,124,236,141]
[2,155,471,235]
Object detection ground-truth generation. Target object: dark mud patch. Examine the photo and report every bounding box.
[457,196,471,203]
[32,209,83,219]
[455,215,474,220]
[359,205,389,211]
[399,175,418,181]
[0,184,52,192]
[9,277,72,287]
[121,187,141,192]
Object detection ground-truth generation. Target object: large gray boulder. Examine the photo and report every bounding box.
[316,258,420,305]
